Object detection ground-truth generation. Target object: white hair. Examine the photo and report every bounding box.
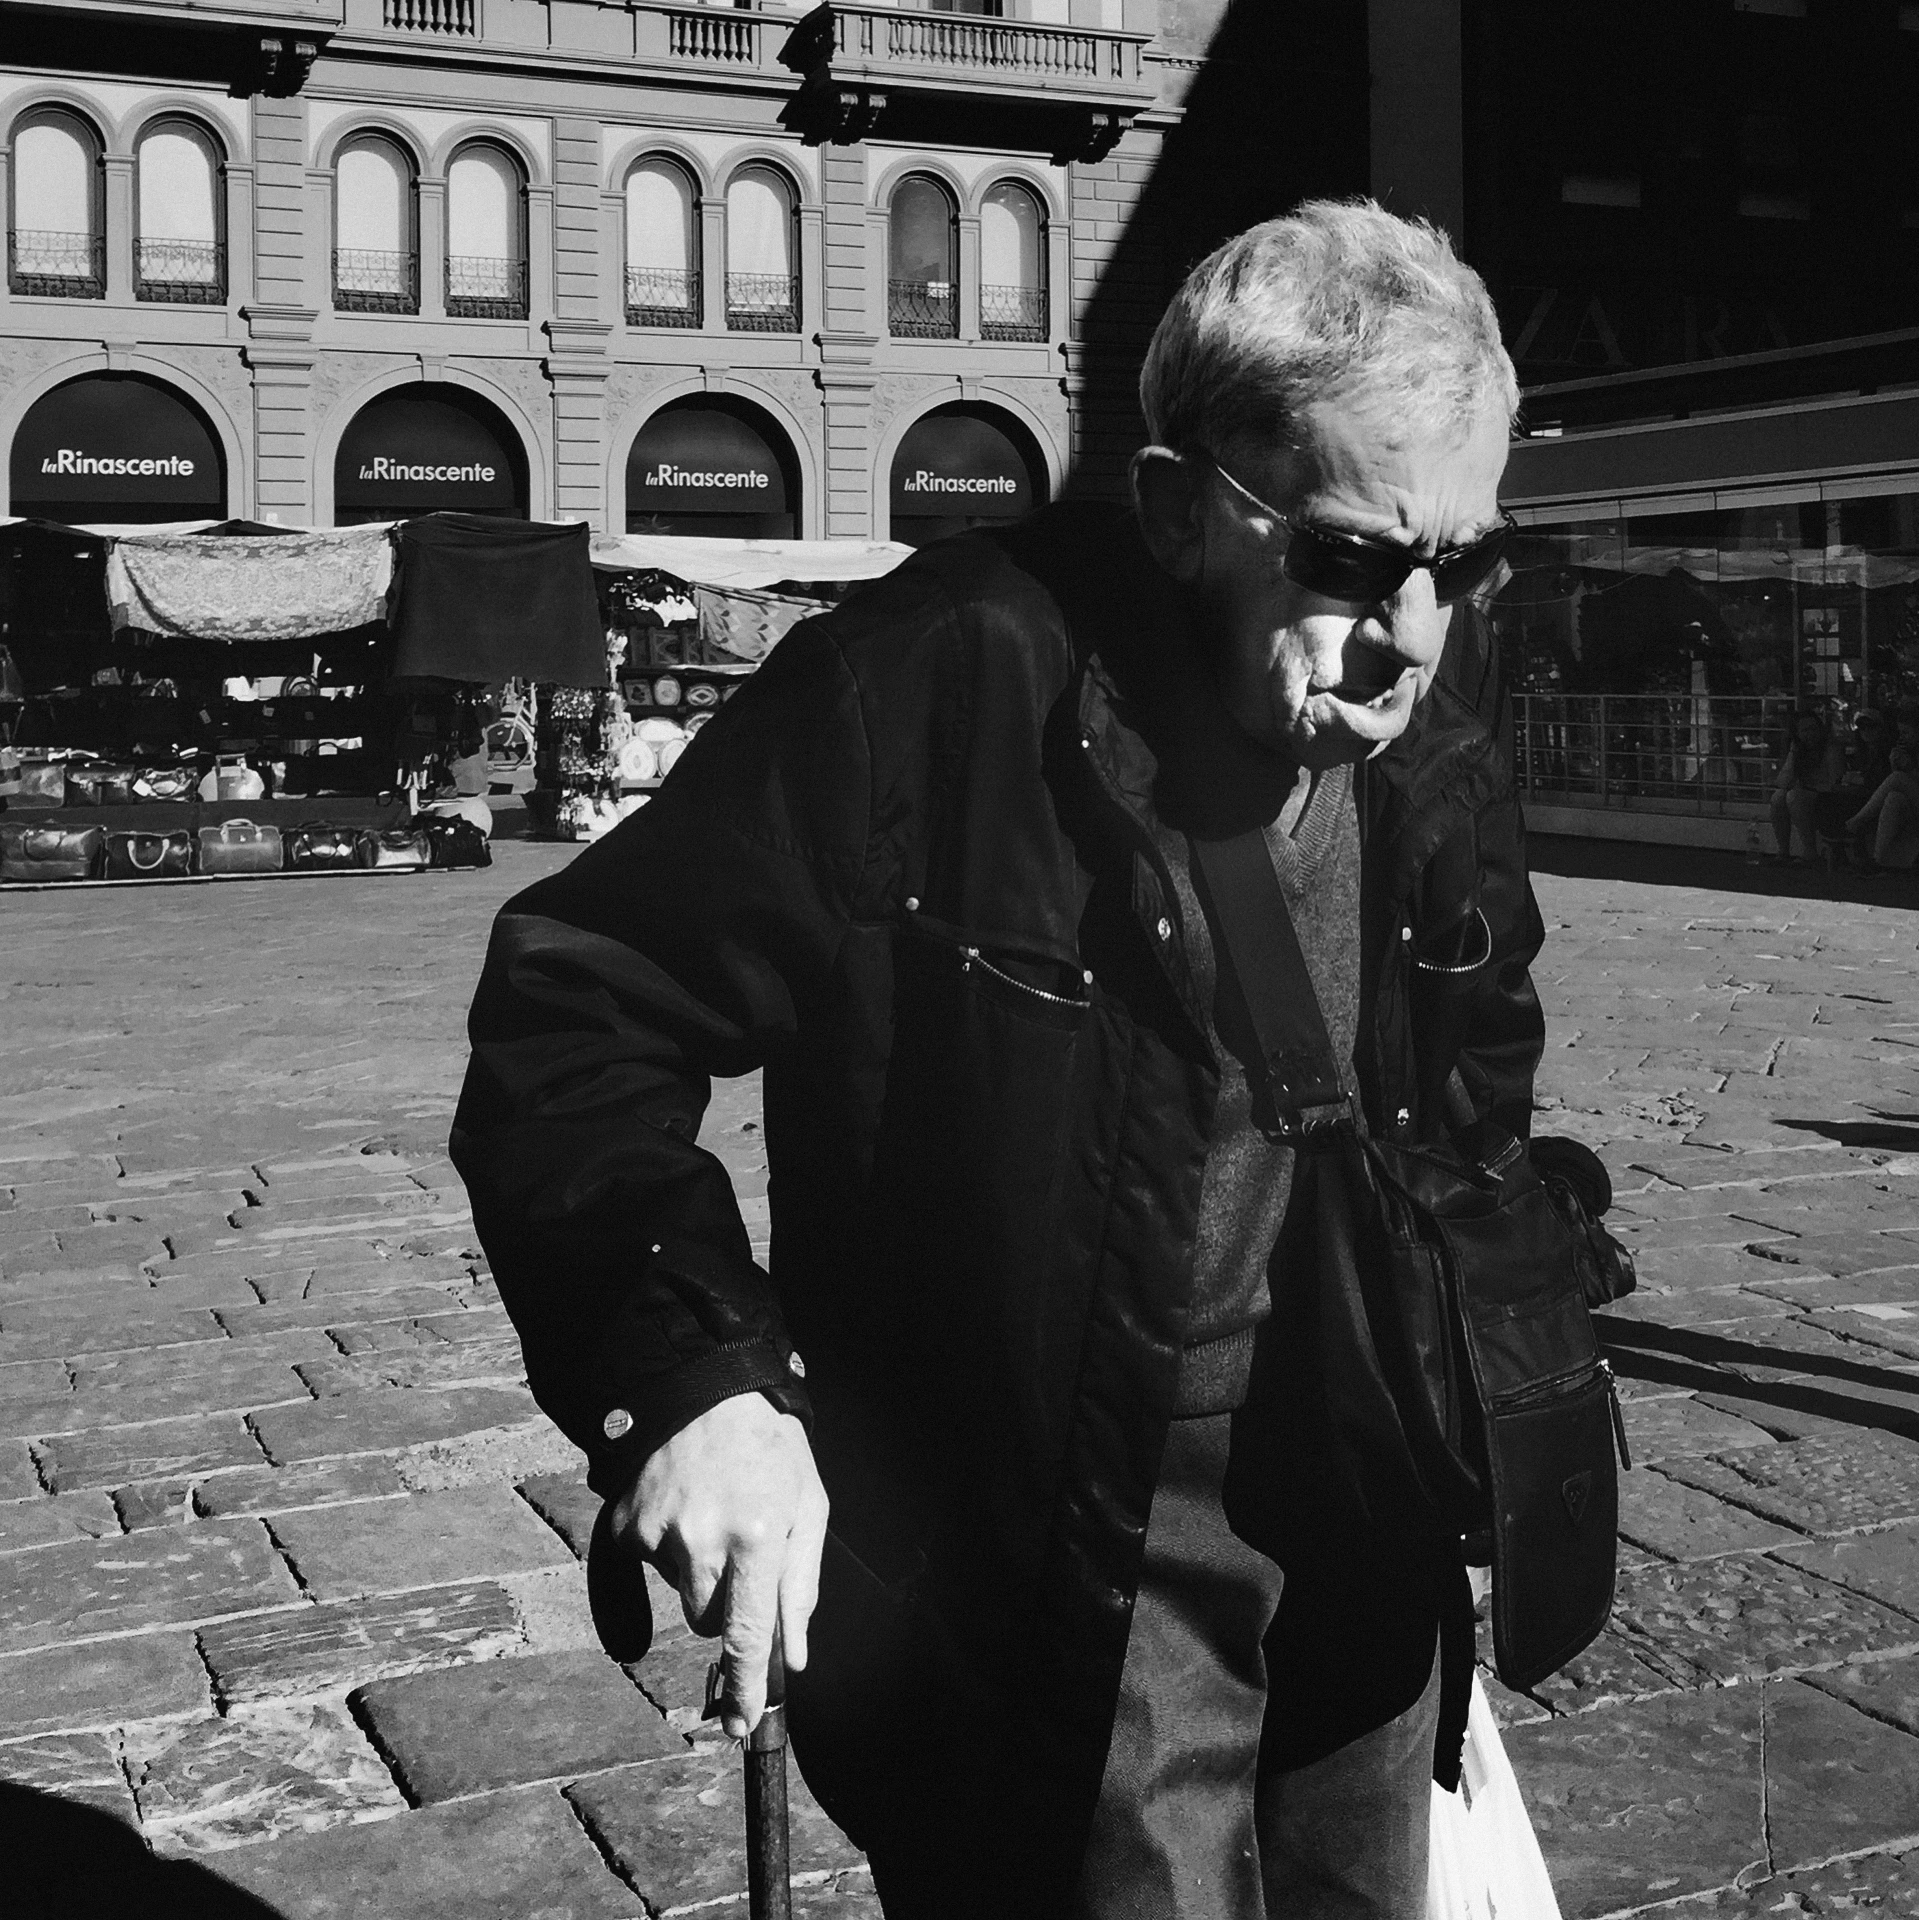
[1138,199,1519,460]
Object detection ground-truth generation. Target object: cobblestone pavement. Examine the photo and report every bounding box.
[3,845,1919,1917]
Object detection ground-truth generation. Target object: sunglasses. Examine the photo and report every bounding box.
[1203,455,1516,607]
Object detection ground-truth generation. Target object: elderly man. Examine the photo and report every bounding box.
[453,200,1544,1919]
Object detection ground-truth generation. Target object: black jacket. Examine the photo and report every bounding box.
[452,504,1546,1893]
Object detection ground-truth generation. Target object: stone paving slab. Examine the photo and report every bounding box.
[190,1454,409,1522]
[206,1785,645,1920]
[265,1485,573,1600]
[200,1582,522,1705]
[1657,1429,1919,1535]
[1773,1520,1919,1622]
[1613,1550,1919,1684]
[1614,1395,1782,1462]
[0,1436,38,1499]
[0,1303,224,1363]
[0,1517,302,1650]
[36,1409,267,1492]
[354,1647,682,1802]
[570,1748,862,1915]
[295,1329,526,1398]
[212,1287,481,1340]
[517,1470,600,1558]
[0,1489,120,1552]
[1661,1845,1919,1918]
[1616,1471,1803,1562]
[249,1384,538,1463]
[0,1730,140,1825]
[0,1627,211,1735]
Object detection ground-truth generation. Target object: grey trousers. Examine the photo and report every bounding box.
[1072,1414,1440,1920]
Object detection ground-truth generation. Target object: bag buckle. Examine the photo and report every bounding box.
[1262,1086,1357,1146]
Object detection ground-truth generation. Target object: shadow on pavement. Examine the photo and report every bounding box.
[5,1783,286,1920]
[1597,1316,1919,1441]
[1529,832,1919,905]
[1776,1115,1919,1151]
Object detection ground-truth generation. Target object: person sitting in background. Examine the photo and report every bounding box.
[1770,708,1842,864]
[1817,708,1893,868]
[1847,745,1919,871]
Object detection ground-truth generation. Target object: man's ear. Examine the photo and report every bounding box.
[1131,446,1207,586]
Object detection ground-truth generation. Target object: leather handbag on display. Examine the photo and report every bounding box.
[284,823,361,872]
[105,829,193,880]
[419,812,492,870]
[7,759,68,810]
[198,754,266,804]
[195,818,283,876]
[1192,829,1636,1692]
[133,766,198,803]
[0,644,25,704]
[1,823,104,883]
[355,826,431,872]
[65,763,136,806]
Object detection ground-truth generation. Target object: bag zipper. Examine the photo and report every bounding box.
[960,947,1089,1010]
[1601,1357,1633,1470]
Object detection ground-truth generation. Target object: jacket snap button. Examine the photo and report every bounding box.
[1396,1107,1411,1127]
[1156,917,1172,941]
[602,1407,634,1440]
[787,1351,807,1379]
[904,896,920,913]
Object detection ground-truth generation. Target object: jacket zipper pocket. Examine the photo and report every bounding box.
[961,947,1090,1011]
[1485,1357,1632,1472]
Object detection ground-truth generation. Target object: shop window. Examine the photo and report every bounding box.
[135,119,225,305]
[980,180,1046,341]
[334,135,418,314]
[888,174,956,339]
[1560,176,1640,209]
[446,143,527,318]
[626,159,700,328]
[724,167,797,333]
[8,109,104,299]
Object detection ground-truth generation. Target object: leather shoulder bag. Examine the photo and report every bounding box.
[1190,828,1635,1690]
[105,829,192,880]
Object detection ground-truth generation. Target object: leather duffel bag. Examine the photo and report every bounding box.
[66,763,137,806]
[420,812,492,870]
[1,824,104,882]
[355,827,431,872]
[196,818,283,876]
[105,830,193,880]
[284,823,361,872]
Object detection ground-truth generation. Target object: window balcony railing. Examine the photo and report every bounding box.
[446,254,528,319]
[626,266,701,329]
[8,228,105,299]
[889,278,957,339]
[725,271,799,333]
[136,237,226,305]
[333,248,419,314]
[980,281,1046,342]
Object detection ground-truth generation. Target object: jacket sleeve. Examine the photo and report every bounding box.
[451,621,872,1498]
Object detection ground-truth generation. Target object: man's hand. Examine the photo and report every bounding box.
[611,1393,828,1739]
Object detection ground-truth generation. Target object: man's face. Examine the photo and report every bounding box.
[1191,395,1510,768]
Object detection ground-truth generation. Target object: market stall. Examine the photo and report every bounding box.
[0,511,606,883]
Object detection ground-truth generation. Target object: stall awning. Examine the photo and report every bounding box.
[10,374,226,524]
[891,412,1035,522]
[105,524,395,640]
[589,534,912,592]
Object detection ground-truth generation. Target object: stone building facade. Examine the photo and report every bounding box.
[0,0,1217,540]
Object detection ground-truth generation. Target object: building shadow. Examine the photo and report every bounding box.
[1596,1314,1919,1443]
[1066,0,1371,497]
[1526,830,1919,905]
[3,1783,286,1920]
[1775,1115,1919,1152]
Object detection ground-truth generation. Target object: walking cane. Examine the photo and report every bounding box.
[588,1504,794,1920]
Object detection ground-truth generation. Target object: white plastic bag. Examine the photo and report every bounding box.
[1427,1674,1561,1920]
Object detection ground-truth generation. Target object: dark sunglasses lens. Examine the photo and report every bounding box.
[1283,533,1408,602]
[1431,526,1512,604]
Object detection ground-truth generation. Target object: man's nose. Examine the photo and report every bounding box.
[1365,569,1450,668]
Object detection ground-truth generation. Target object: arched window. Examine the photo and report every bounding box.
[135,119,224,305]
[9,109,103,299]
[888,174,956,339]
[724,166,796,333]
[334,135,417,314]
[625,158,699,328]
[446,142,527,318]
[980,180,1046,342]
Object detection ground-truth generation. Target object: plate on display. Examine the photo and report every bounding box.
[651,676,682,708]
[685,682,721,709]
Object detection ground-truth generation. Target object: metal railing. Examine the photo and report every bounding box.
[889,278,957,338]
[981,281,1046,341]
[135,237,225,305]
[333,248,419,314]
[8,228,105,298]
[384,0,475,32]
[446,254,527,318]
[1512,693,1782,814]
[835,7,1128,81]
[725,271,798,332]
[626,265,700,328]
